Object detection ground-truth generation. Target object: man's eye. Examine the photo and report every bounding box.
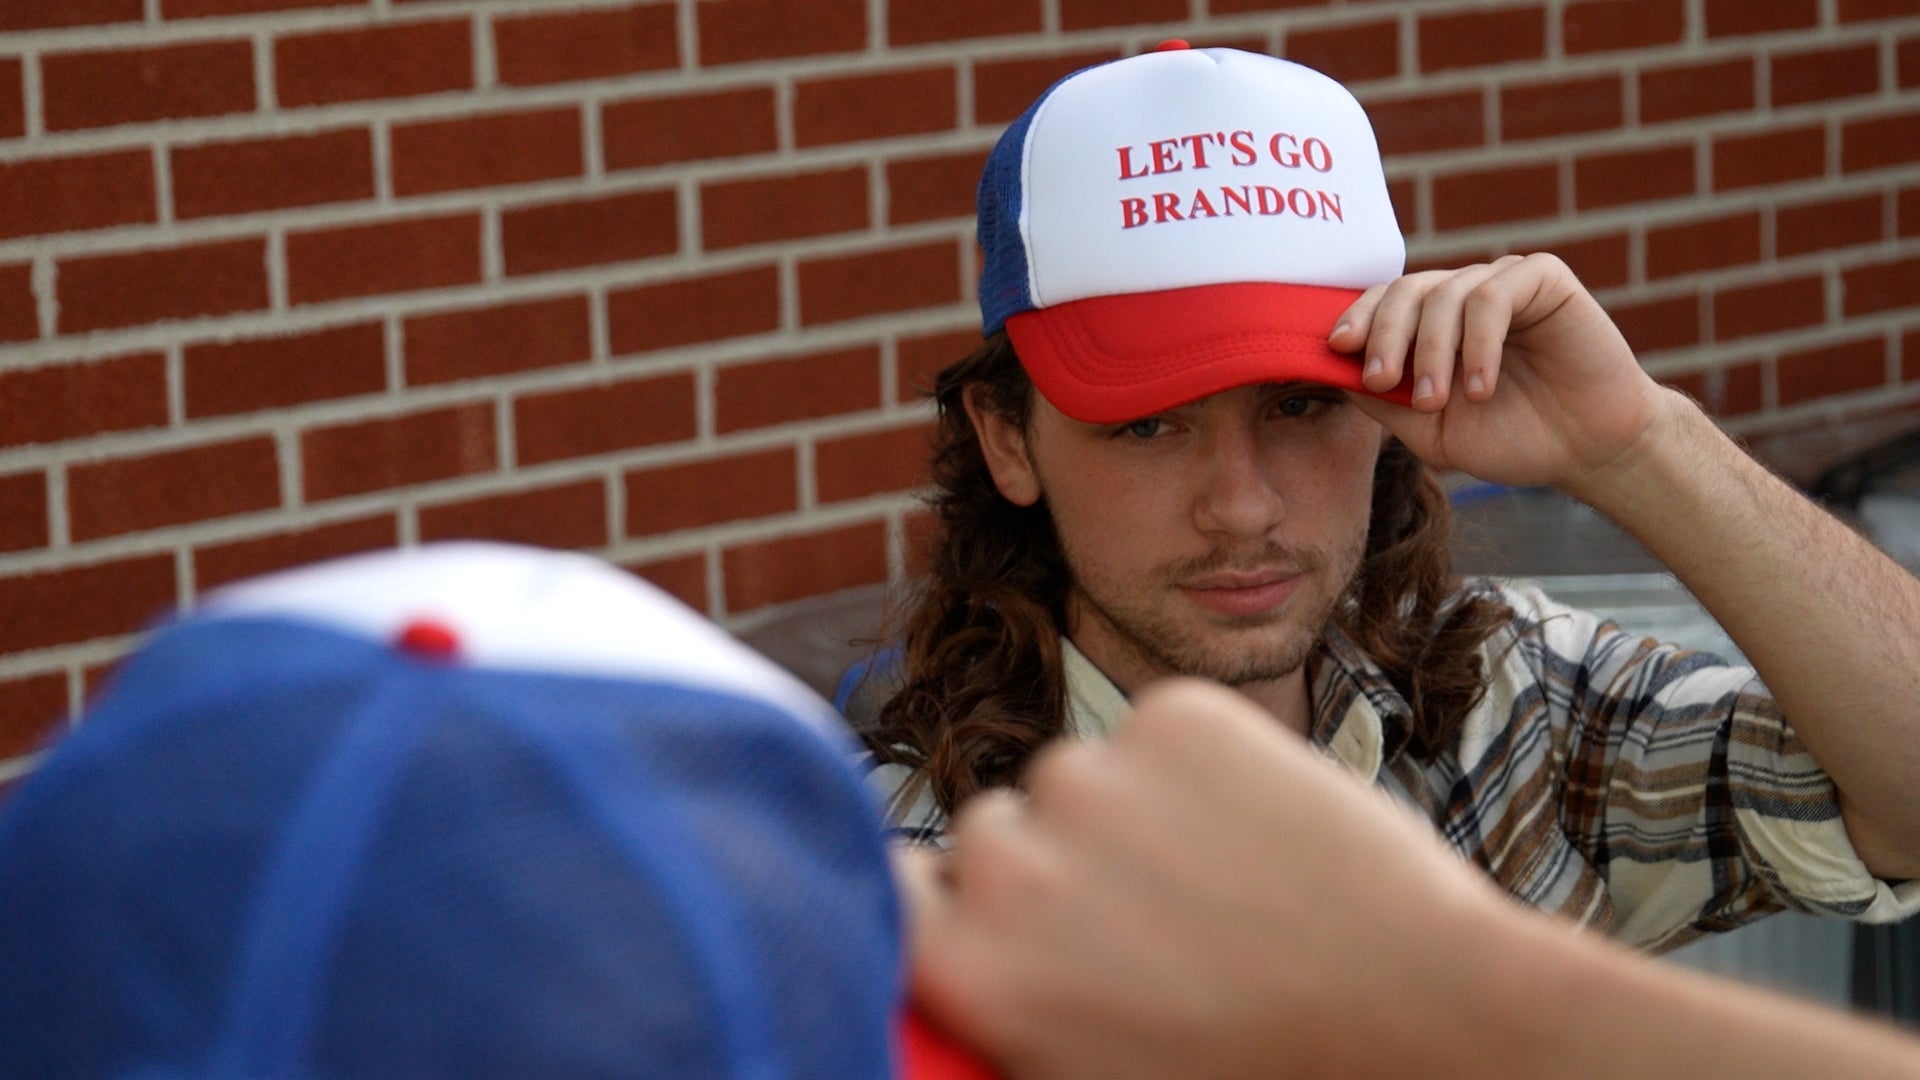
[1121,418,1167,438]
[1275,396,1322,418]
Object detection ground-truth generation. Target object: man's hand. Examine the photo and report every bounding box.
[1331,253,1668,495]
[898,680,1510,1080]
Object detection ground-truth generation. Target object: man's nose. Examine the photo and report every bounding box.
[1193,423,1285,539]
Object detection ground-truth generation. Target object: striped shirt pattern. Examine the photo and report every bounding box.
[864,579,1920,952]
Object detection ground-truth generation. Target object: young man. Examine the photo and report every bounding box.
[860,43,1920,951]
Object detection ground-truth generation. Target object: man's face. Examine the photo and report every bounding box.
[970,382,1382,694]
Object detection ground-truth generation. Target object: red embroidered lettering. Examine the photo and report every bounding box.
[1286,187,1318,217]
[1228,130,1258,166]
[1121,197,1149,228]
[1152,192,1185,222]
[1116,146,1151,181]
[1256,186,1286,215]
[1150,139,1183,174]
[1186,189,1219,218]
[1178,133,1215,169]
[1319,191,1343,222]
[1220,186,1253,216]
[1269,133,1301,168]
[1303,138,1334,172]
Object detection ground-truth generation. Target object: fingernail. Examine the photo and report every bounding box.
[1364,356,1384,380]
[1332,321,1351,340]
[1466,371,1485,395]
[1415,375,1435,401]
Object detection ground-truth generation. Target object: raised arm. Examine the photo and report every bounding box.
[1338,254,1920,879]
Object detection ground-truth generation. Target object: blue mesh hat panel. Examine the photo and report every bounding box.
[0,592,904,1078]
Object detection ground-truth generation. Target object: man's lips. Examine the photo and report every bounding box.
[1176,570,1302,617]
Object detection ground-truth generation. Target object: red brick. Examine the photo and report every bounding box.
[1777,193,1885,257]
[1777,337,1886,406]
[1639,57,1755,124]
[2,150,154,241]
[607,266,780,355]
[1608,292,1700,353]
[1772,43,1879,107]
[391,108,583,196]
[723,519,887,612]
[58,238,268,333]
[0,674,67,760]
[494,4,678,86]
[1522,231,1631,290]
[603,88,778,171]
[405,295,592,385]
[897,327,979,401]
[1574,143,1694,209]
[501,189,678,276]
[1704,0,1819,37]
[1213,0,1331,10]
[699,0,865,65]
[890,0,1041,44]
[276,20,471,107]
[302,402,498,501]
[624,448,796,536]
[1563,0,1686,54]
[794,66,957,148]
[1363,89,1485,156]
[1058,0,1185,31]
[1842,110,1920,174]
[173,128,373,219]
[513,373,698,466]
[185,321,387,417]
[0,472,48,553]
[1722,361,1763,415]
[1387,175,1418,235]
[1901,185,1920,236]
[902,506,936,576]
[0,263,31,344]
[1840,0,1920,19]
[0,0,140,30]
[973,49,1119,126]
[816,422,933,502]
[890,147,990,225]
[627,552,707,612]
[0,353,166,449]
[1713,125,1825,190]
[1284,20,1399,84]
[68,437,281,541]
[419,479,608,549]
[1844,256,1920,316]
[193,515,398,592]
[286,213,481,305]
[799,240,963,326]
[1713,276,1825,340]
[1431,161,1559,231]
[1905,36,1920,88]
[1418,6,1546,73]
[1500,74,1623,141]
[164,0,366,15]
[702,167,868,250]
[1645,211,1762,280]
[42,40,253,131]
[0,554,176,653]
[715,345,883,432]
[0,58,21,140]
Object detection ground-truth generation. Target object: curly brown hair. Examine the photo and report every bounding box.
[863,331,1511,815]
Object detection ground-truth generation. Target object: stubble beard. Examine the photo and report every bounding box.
[1067,534,1366,689]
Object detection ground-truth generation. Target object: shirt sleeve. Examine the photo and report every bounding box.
[1507,583,1920,949]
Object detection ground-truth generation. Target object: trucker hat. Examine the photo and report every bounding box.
[0,542,990,1079]
[978,42,1411,422]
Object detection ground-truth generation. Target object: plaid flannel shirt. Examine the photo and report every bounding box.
[863,578,1920,951]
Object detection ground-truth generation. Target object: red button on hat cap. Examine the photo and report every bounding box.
[1154,38,1190,51]
[394,617,461,662]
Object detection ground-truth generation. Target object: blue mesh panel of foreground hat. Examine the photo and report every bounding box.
[0,542,984,1079]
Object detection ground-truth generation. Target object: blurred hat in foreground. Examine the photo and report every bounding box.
[0,542,977,1078]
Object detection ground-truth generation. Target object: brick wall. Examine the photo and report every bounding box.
[2,0,1918,777]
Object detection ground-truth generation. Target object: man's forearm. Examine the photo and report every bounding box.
[1564,388,1920,877]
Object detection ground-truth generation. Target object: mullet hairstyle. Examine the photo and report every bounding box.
[864,331,1513,815]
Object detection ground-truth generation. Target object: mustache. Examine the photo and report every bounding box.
[1161,542,1324,581]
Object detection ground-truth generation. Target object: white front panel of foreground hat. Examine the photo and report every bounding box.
[201,542,842,739]
[1020,49,1406,306]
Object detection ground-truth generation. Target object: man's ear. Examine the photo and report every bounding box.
[962,385,1042,507]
